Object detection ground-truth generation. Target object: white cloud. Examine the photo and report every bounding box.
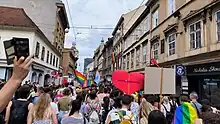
[62,0,146,72]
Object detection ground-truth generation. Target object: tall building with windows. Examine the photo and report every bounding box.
[112,0,220,106]
[0,6,61,86]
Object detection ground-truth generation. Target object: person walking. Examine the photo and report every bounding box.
[139,98,154,124]
[58,88,72,123]
[5,85,33,124]
[27,93,57,124]
[148,110,167,124]
[190,92,202,114]
[61,99,88,124]
[106,95,136,124]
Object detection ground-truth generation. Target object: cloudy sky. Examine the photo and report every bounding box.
[62,0,147,72]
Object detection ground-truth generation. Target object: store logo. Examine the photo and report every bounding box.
[176,65,185,76]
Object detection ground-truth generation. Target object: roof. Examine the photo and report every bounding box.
[122,5,146,35]
[0,6,61,56]
[0,6,36,28]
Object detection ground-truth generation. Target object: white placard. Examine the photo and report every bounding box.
[144,67,176,94]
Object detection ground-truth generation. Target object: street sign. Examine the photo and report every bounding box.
[176,65,185,76]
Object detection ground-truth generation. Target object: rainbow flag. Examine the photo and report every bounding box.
[74,70,86,86]
[172,102,198,124]
[83,80,94,87]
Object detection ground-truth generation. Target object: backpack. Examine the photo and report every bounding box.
[169,101,177,114]
[162,104,174,124]
[88,104,100,124]
[8,100,30,124]
[117,110,134,124]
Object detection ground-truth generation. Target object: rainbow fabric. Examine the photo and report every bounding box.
[172,102,198,124]
[74,70,86,86]
[83,80,94,87]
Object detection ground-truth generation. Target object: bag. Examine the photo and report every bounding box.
[8,100,30,124]
[169,101,177,114]
[117,110,133,124]
[88,104,100,124]
[162,104,174,124]
[192,102,200,116]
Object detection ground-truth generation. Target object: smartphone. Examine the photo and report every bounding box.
[3,38,29,65]
[13,37,29,59]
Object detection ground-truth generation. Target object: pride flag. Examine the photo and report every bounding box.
[83,80,94,87]
[172,102,198,124]
[74,70,86,86]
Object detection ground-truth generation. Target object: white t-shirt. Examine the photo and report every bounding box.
[51,102,59,114]
[161,103,171,117]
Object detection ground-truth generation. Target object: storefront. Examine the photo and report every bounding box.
[186,62,220,108]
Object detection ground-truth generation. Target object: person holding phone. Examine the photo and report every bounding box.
[0,55,33,112]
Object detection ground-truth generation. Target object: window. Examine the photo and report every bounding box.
[143,43,147,63]
[152,9,159,28]
[152,42,159,60]
[35,42,40,58]
[167,34,176,55]
[136,47,140,67]
[50,53,53,65]
[123,56,126,69]
[41,46,45,61]
[127,55,130,70]
[216,11,220,41]
[56,57,58,67]
[131,51,134,69]
[53,55,55,66]
[189,21,202,49]
[161,39,165,54]
[46,51,49,63]
[168,0,175,15]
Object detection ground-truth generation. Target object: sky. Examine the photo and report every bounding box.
[62,0,148,72]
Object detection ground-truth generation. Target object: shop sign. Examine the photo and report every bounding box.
[187,62,220,74]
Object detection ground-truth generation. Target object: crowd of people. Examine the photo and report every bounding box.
[0,57,220,124]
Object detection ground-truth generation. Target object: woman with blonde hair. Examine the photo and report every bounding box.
[27,93,57,124]
[139,98,154,124]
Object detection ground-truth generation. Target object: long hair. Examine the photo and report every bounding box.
[139,98,154,121]
[69,99,81,116]
[34,93,51,120]
[103,96,110,110]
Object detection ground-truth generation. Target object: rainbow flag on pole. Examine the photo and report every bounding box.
[74,70,86,86]
[172,102,198,124]
[83,80,95,87]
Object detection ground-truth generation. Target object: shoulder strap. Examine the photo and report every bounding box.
[162,104,168,113]
[192,102,200,115]
[83,117,86,124]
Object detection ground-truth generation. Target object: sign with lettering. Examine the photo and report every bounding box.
[186,62,220,75]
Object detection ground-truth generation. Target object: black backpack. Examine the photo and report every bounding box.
[8,100,30,124]
[169,101,177,114]
[162,104,174,124]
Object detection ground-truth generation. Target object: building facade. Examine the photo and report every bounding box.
[112,6,146,71]
[62,45,79,77]
[117,0,220,106]
[0,6,60,86]
[84,58,93,74]
[0,0,69,75]
[84,61,94,80]
[102,38,114,79]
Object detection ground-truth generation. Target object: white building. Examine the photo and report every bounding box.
[0,6,60,86]
[0,0,65,43]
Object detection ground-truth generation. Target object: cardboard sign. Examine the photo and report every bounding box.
[144,67,176,94]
